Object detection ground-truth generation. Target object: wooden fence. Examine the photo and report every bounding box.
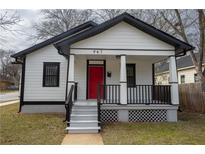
[179,83,205,113]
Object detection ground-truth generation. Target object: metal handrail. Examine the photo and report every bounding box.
[64,85,74,125]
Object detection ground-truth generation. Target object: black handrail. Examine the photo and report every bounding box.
[74,82,78,101]
[97,84,101,128]
[127,85,171,104]
[65,85,74,125]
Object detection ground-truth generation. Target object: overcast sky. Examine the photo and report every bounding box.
[0,9,200,53]
[0,9,42,52]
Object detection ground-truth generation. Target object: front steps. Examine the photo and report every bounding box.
[66,101,100,133]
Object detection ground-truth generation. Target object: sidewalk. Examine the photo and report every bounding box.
[61,134,104,145]
[0,100,19,107]
[0,91,19,103]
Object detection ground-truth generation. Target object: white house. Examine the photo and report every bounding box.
[12,13,194,133]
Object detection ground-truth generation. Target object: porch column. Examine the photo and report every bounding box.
[68,54,75,83]
[120,55,127,104]
[169,56,179,105]
[68,54,75,99]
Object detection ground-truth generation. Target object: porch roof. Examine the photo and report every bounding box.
[55,12,194,56]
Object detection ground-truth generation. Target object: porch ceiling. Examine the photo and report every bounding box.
[126,55,168,63]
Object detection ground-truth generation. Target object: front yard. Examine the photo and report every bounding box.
[0,103,65,144]
[0,103,205,144]
[101,112,205,144]
[0,90,18,94]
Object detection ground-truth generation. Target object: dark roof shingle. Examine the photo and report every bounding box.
[155,53,202,73]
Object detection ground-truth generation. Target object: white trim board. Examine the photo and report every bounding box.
[70,49,175,56]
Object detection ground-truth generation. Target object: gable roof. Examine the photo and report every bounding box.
[11,21,97,58]
[54,12,194,56]
[155,53,203,74]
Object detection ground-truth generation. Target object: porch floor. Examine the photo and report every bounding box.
[74,100,97,105]
[75,99,174,107]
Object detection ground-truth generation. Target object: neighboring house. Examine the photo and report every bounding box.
[11,13,194,133]
[155,54,204,85]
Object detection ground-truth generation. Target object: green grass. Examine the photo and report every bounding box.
[101,112,205,145]
[0,89,18,94]
[1,103,205,145]
[0,103,66,145]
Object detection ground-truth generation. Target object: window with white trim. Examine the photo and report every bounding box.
[180,75,185,84]
[43,62,60,87]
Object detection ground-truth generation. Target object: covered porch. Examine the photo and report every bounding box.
[65,51,179,123]
[67,53,179,106]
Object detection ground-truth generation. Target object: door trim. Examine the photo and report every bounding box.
[86,59,106,99]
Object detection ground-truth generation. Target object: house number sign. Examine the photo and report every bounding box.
[93,50,102,54]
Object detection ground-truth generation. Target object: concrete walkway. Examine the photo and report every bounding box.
[0,91,19,103]
[61,134,104,145]
[0,100,19,107]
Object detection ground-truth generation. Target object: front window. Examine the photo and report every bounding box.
[180,75,185,84]
[126,64,136,87]
[194,73,199,83]
[43,62,60,87]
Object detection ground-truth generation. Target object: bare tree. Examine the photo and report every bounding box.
[0,10,21,46]
[0,10,21,87]
[34,9,93,40]
[95,10,173,34]
[93,9,127,22]
[0,49,21,87]
[94,9,150,23]
[0,10,21,31]
[161,9,205,89]
[34,9,175,39]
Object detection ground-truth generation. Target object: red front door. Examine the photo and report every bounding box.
[88,66,104,99]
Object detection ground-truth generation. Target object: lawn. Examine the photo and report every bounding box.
[0,103,66,145]
[1,103,205,145]
[0,89,18,94]
[101,112,205,144]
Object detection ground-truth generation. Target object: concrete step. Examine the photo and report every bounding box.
[72,111,97,114]
[71,114,98,121]
[65,100,100,133]
[74,101,97,106]
[72,105,97,110]
[69,120,99,127]
[72,108,97,112]
[66,126,100,134]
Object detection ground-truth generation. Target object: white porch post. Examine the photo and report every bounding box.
[68,54,75,100]
[120,55,127,104]
[169,56,179,105]
[68,54,75,83]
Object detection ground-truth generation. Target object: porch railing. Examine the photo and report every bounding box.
[65,85,74,125]
[97,84,121,104]
[127,85,171,104]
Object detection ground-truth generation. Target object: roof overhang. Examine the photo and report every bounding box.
[11,21,97,58]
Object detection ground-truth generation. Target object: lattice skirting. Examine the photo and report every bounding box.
[100,109,168,122]
[100,110,118,122]
[128,109,167,122]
